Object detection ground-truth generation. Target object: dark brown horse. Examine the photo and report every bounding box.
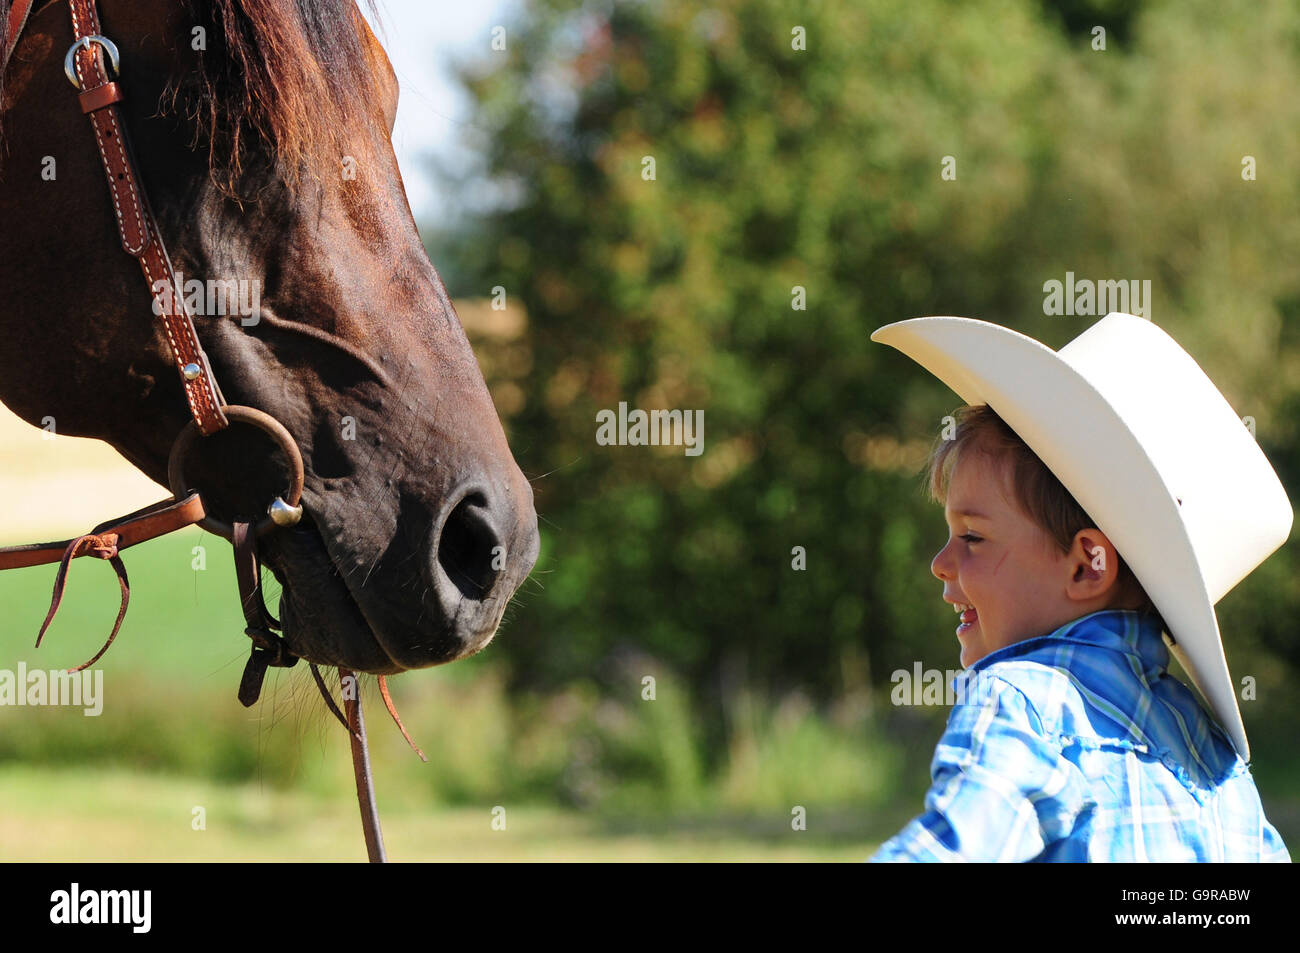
[0,1,538,676]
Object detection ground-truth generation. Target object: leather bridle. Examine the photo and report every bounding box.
[0,0,417,862]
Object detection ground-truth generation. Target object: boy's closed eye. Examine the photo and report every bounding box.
[960,534,983,543]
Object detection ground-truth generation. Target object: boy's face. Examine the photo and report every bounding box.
[931,450,1088,668]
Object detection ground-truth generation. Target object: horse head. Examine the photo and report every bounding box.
[0,0,539,675]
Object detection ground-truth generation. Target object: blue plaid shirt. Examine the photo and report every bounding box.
[870,609,1290,862]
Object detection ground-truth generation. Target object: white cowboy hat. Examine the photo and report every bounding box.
[871,312,1293,762]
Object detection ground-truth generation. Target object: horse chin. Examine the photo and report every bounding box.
[260,517,403,675]
[275,574,401,676]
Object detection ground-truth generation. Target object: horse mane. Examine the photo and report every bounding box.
[0,0,387,196]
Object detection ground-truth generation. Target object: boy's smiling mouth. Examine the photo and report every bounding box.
[948,599,979,634]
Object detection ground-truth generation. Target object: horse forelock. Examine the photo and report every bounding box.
[174,0,389,197]
[0,0,389,194]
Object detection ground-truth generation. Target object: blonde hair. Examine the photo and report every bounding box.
[926,404,1161,620]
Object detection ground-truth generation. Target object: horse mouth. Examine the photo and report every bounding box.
[259,511,446,675]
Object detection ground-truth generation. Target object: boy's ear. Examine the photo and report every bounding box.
[1065,528,1122,601]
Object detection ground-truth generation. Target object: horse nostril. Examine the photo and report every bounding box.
[436,492,502,601]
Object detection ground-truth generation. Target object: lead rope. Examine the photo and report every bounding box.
[306,667,426,861]
[233,521,409,862]
[306,668,426,861]
[342,667,386,863]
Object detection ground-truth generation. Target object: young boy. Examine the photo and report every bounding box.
[867,313,1292,862]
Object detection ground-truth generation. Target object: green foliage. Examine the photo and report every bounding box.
[427,0,1300,795]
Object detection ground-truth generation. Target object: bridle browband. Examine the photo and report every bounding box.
[0,0,420,862]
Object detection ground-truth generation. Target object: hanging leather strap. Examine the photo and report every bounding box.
[378,675,427,761]
[63,0,228,435]
[311,662,354,734]
[231,519,299,707]
[32,532,128,670]
[0,494,207,667]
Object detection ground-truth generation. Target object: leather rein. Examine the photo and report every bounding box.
[0,0,420,862]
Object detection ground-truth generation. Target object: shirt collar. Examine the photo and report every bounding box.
[969,608,1170,680]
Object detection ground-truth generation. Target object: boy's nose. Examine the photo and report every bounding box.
[931,540,955,580]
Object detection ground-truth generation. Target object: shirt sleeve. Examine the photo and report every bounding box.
[868,672,1089,862]
[1262,819,1291,863]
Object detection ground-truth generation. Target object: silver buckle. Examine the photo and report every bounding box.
[64,34,120,90]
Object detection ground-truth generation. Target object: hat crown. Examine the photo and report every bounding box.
[1056,313,1293,603]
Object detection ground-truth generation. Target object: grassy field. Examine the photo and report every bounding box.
[0,531,904,861]
[0,765,878,861]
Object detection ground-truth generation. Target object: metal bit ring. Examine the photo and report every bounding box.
[167,405,305,540]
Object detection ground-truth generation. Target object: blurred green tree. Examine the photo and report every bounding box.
[425,0,1300,773]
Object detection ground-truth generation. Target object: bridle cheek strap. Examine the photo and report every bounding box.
[63,0,228,435]
[3,0,35,72]
[5,0,227,433]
